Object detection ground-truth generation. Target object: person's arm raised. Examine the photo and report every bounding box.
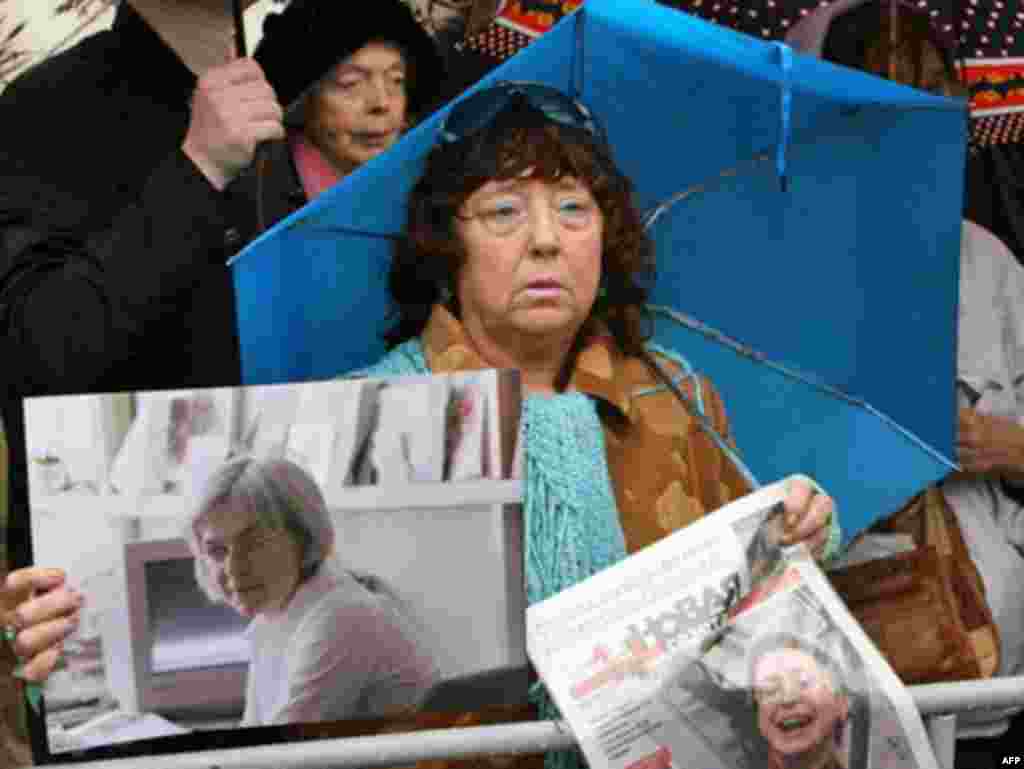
[0,56,284,395]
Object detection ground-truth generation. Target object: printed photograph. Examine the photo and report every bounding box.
[21,370,526,757]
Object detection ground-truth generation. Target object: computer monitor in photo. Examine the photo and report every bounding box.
[18,370,526,764]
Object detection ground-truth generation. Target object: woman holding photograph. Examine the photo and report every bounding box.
[8,82,843,768]
[186,456,439,727]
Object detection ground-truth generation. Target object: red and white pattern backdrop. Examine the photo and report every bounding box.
[456,0,1024,146]
[463,20,535,59]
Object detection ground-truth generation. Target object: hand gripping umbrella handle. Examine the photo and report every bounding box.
[231,0,278,235]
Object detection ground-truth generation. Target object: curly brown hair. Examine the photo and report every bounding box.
[383,100,655,358]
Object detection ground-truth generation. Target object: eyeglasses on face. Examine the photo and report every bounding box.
[456,186,599,237]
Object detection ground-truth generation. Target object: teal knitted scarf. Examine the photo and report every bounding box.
[360,339,627,769]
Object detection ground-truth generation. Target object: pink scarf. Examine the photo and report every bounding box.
[290,133,342,200]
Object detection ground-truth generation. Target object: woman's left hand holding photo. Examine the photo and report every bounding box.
[2,568,84,683]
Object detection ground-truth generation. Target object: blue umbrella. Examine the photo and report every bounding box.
[230,0,965,540]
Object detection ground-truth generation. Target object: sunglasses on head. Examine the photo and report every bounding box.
[437,81,608,147]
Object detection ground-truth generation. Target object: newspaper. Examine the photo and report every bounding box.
[527,479,939,769]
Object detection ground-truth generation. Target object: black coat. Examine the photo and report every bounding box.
[0,4,306,566]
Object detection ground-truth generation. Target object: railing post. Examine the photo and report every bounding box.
[924,713,957,769]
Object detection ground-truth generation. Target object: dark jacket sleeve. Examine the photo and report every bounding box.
[1,148,234,395]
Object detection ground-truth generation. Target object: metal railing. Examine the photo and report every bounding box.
[34,676,1024,769]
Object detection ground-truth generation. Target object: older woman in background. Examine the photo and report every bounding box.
[358,81,841,768]
[187,456,439,727]
[245,0,445,224]
[4,79,842,765]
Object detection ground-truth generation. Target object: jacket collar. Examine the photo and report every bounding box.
[290,133,342,201]
[420,305,637,422]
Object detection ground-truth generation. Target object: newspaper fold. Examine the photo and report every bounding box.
[527,479,940,769]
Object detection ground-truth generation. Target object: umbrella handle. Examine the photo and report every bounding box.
[232,0,248,58]
[228,0,282,237]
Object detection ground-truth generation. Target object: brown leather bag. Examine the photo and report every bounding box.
[827,487,1000,684]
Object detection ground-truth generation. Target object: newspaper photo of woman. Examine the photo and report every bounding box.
[186,456,440,727]
[748,633,858,769]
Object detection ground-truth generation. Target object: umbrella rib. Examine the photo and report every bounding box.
[308,227,403,240]
[859,404,960,471]
[227,226,400,266]
[642,152,771,230]
[641,102,962,231]
[649,304,858,401]
[647,304,958,472]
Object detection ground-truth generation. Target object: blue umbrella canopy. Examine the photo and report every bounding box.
[231,0,965,539]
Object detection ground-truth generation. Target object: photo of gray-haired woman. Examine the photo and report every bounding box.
[186,456,440,727]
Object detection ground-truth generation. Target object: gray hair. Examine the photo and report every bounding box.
[186,456,336,605]
[748,632,849,703]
